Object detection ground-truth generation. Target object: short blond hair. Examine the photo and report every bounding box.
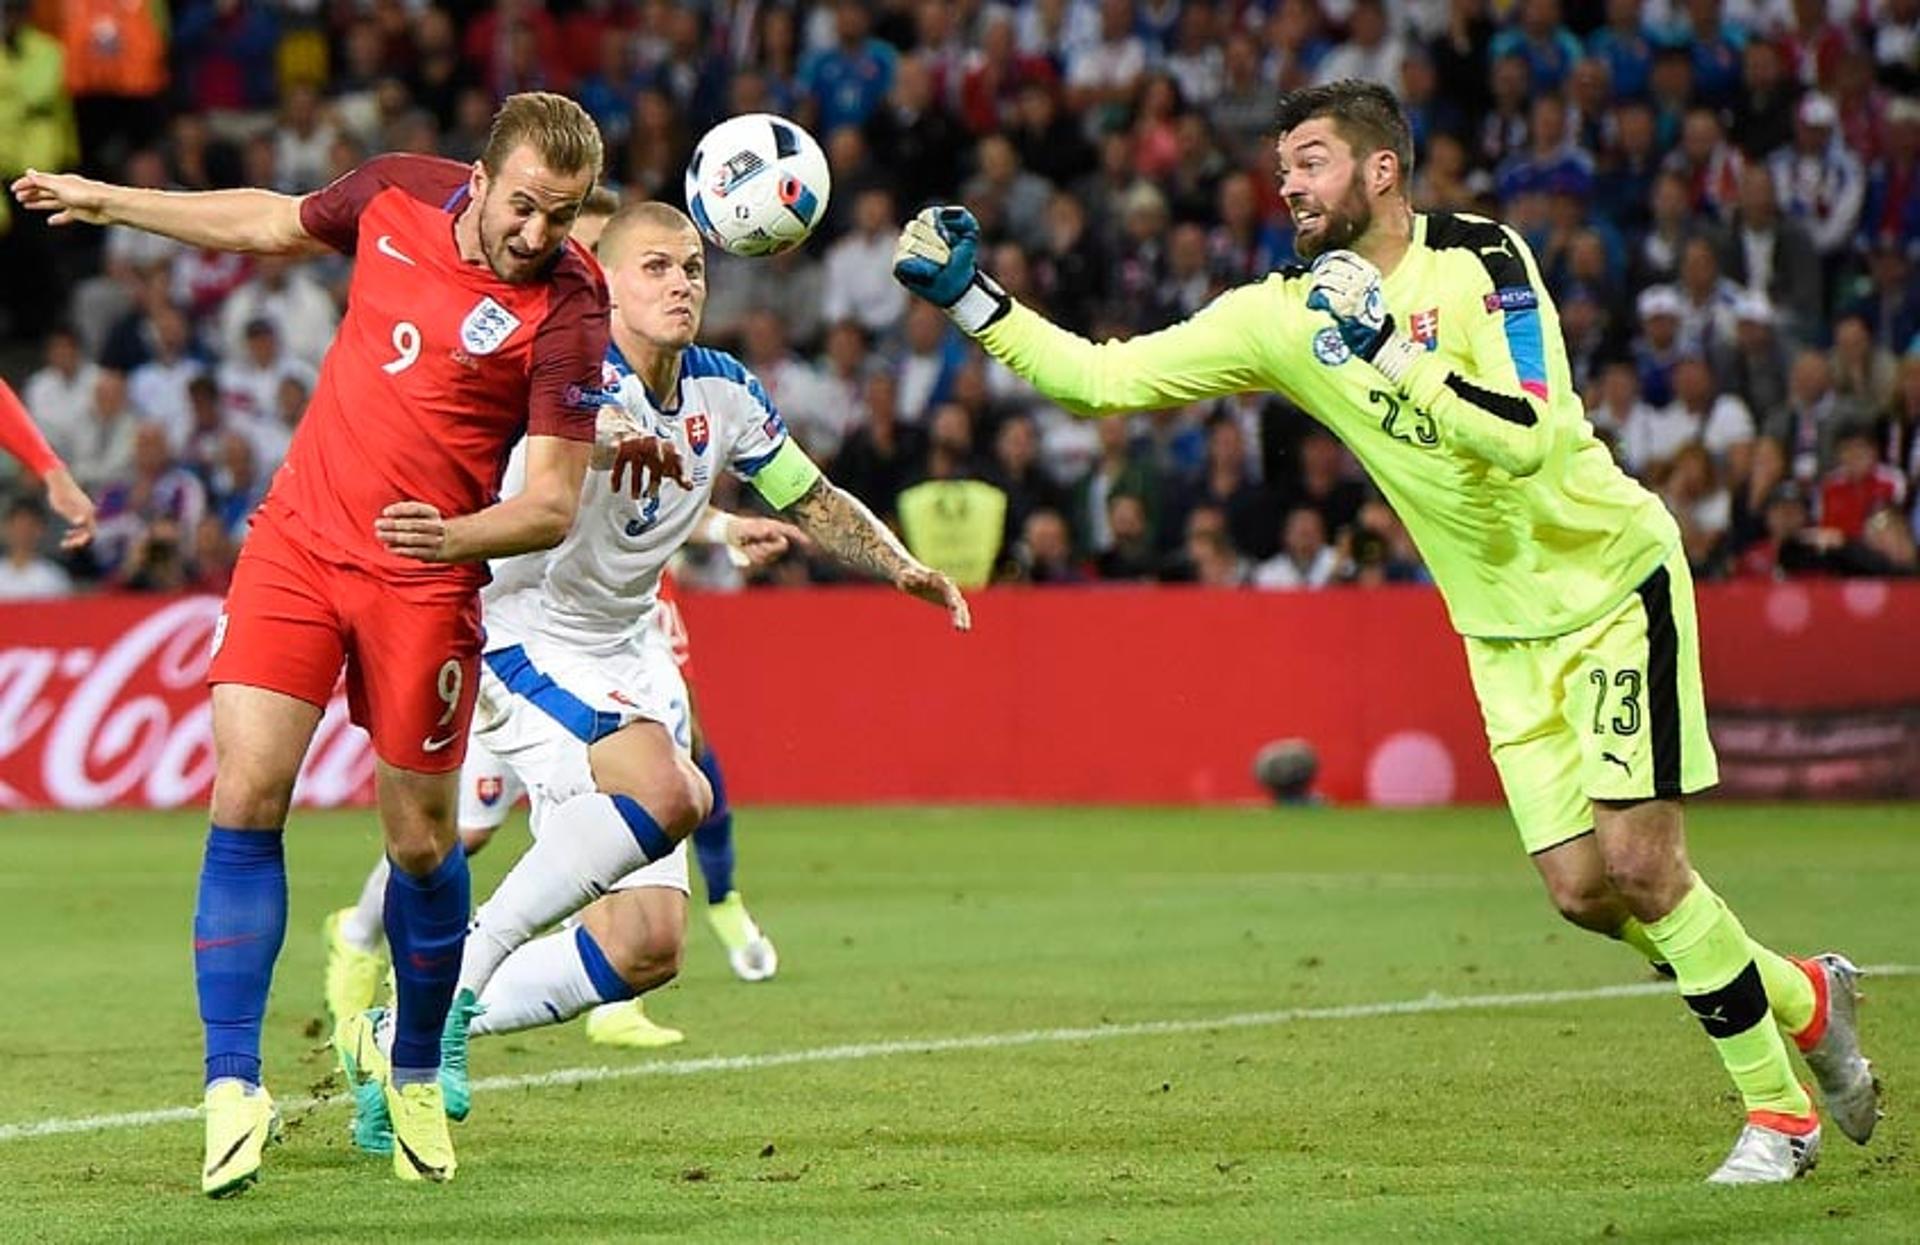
[597,201,699,266]
[481,92,604,181]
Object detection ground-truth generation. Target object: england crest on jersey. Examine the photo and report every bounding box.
[461,297,523,355]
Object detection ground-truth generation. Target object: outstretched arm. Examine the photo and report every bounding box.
[895,206,1263,417]
[10,170,324,256]
[0,379,95,547]
[782,476,971,630]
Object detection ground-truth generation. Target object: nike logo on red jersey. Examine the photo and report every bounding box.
[376,234,417,266]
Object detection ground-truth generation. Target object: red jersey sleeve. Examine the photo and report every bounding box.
[527,252,611,442]
[0,379,61,478]
[298,153,470,255]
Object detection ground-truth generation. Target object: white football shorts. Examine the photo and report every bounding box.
[457,631,691,894]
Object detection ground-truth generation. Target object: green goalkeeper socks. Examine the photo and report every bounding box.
[1641,878,1812,1120]
[1712,891,1817,1038]
[1614,916,1664,966]
[1616,892,1817,1039]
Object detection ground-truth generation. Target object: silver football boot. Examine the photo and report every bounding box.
[1799,953,1881,1144]
[1707,1119,1821,1184]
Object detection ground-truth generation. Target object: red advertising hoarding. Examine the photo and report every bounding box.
[2,581,1916,811]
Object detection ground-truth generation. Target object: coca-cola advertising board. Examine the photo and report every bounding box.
[2,581,1917,809]
[0,595,373,809]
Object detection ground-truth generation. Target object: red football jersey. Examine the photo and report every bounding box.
[0,378,61,478]
[654,569,693,673]
[263,154,608,584]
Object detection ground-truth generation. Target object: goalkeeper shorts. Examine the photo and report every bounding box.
[1463,544,1720,855]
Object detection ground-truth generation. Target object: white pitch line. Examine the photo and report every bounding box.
[4,965,1912,1144]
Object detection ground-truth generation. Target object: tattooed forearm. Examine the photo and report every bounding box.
[782,476,917,583]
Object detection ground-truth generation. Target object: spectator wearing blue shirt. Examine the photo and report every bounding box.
[1595,100,1664,238]
[1587,0,1656,100]
[1496,95,1595,205]
[1633,285,1689,409]
[208,430,266,541]
[1859,99,1920,258]
[1207,171,1292,286]
[802,1,899,134]
[1671,0,1747,111]
[1400,51,1465,161]
[1648,47,1696,153]
[575,30,639,145]
[1847,239,1920,357]
[1490,0,1585,94]
[1567,56,1615,158]
[172,0,281,112]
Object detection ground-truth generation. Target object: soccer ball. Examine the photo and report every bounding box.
[684,113,831,258]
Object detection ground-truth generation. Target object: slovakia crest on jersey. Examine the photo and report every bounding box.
[475,776,504,807]
[1409,308,1440,350]
[685,412,710,455]
[460,297,523,356]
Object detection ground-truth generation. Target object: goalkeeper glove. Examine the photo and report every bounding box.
[1305,249,1421,385]
[892,206,1010,334]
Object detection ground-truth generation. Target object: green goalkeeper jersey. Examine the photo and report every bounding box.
[976,211,1677,640]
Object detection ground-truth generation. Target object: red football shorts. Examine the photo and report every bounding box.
[209,511,482,773]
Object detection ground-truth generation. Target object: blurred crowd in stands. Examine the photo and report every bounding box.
[1,0,1916,601]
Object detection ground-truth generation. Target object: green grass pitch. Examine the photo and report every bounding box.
[0,804,1913,1242]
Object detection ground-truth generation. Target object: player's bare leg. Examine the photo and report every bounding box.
[345,883,689,1153]
[1531,835,1666,967]
[197,685,322,1196]
[457,886,689,1045]
[579,886,691,1046]
[1594,799,1823,1183]
[441,720,708,1116]
[1538,820,1878,1146]
[589,722,713,833]
[368,761,466,1181]
[210,685,324,830]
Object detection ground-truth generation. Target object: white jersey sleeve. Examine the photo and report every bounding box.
[681,346,821,507]
[695,352,791,479]
[481,439,550,607]
[498,343,816,654]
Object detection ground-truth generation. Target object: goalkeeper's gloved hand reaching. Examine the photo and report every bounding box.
[1305,249,1421,385]
[892,206,1011,334]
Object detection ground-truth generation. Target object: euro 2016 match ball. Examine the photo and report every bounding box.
[684,113,832,258]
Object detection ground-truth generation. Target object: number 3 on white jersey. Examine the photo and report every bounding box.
[383,321,422,374]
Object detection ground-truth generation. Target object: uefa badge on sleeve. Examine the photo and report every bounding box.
[1312,326,1352,367]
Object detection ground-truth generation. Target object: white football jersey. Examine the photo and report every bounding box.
[484,343,793,653]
